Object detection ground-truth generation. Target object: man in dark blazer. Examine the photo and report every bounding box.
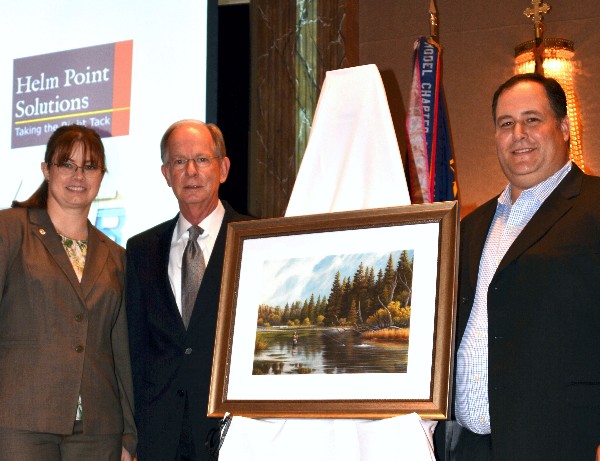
[126,120,248,460]
[434,73,600,460]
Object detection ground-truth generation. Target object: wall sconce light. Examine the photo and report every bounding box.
[514,2,584,170]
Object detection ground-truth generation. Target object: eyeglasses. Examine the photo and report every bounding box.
[166,156,221,171]
[48,161,105,176]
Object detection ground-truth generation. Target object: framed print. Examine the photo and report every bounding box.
[209,201,459,419]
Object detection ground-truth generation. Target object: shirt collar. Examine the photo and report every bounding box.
[174,200,225,242]
[498,160,572,207]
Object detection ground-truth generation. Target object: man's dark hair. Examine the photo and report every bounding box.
[492,73,567,122]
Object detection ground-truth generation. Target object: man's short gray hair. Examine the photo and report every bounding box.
[160,119,227,163]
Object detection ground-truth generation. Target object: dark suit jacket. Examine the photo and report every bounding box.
[0,207,137,454]
[126,201,248,461]
[436,165,600,460]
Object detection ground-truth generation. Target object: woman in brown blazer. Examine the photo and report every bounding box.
[0,125,136,460]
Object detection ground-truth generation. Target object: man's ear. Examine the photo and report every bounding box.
[219,157,231,184]
[560,116,570,143]
[161,164,172,187]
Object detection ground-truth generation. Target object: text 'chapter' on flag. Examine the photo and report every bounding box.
[406,36,458,204]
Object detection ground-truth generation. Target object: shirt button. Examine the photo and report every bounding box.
[185,348,193,355]
[75,313,84,322]
[474,375,480,381]
[480,417,486,423]
[177,389,185,397]
[75,345,84,353]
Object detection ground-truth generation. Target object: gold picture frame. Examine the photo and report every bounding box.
[209,201,459,419]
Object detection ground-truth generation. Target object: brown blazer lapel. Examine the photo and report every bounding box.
[28,208,85,301]
[80,225,110,300]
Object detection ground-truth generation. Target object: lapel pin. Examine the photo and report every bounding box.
[39,229,46,235]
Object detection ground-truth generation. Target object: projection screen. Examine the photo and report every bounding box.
[2,0,215,245]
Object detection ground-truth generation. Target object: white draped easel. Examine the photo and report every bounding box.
[219,64,436,461]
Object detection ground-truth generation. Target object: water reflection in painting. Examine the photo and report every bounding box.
[253,328,409,375]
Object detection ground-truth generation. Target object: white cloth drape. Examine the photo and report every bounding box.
[219,414,437,461]
[285,64,410,216]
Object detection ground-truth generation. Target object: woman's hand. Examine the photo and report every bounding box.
[121,447,133,461]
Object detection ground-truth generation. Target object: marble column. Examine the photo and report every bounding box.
[249,0,358,218]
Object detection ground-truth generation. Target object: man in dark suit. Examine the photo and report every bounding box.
[434,73,600,460]
[127,120,248,460]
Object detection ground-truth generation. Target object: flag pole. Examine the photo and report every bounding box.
[429,0,439,44]
[406,0,458,204]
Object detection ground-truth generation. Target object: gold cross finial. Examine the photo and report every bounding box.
[524,0,551,39]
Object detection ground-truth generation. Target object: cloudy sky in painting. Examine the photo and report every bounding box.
[260,250,414,308]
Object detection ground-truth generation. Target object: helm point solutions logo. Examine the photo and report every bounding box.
[11,40,133,149]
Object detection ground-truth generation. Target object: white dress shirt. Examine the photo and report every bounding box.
[167,200,225,315]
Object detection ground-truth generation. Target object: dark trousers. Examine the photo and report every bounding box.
[0,421,121,461]
[175,392,224,461]
[435,420,492,461]
[176,394,198,461]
